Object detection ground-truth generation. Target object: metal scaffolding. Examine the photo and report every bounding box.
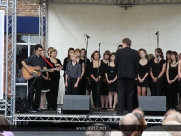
[1,0,180,125]
[0,0,17,124]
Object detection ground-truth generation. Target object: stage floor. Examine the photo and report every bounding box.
[14,110,164,125]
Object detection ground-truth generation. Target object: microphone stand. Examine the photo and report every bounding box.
[84,35,89,95]
[96,43,101,111]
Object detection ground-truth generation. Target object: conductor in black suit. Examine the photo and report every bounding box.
[115,38,139,114]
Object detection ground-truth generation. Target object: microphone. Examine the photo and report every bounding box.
[84,34,90,39]
[155,31,159,35]
[99,43,101,47]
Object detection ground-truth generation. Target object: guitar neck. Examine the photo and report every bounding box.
[39,69,53,72]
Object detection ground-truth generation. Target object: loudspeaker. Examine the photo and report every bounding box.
[62,95,91,114]
[139,96,166,115]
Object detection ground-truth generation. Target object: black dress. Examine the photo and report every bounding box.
[105,65,117,92]
[46,58,62,110]
[78,59,84,94]
[137,61,150,87]
[41,72,50,92]
[100,60,108,95]
[150,58,166,96]
[167,63,178,109]
[89,61,104,108]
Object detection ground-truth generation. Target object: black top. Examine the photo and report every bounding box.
[24,54,47,69]
[150,59,166,77]
[169,63,178,80]
[138,61,150,78]
[101,60,109,79]
[66,62,81,78]
[105,65,117,80]
[89,61,104,79]
[47,58,62,79]
[78,59,84,69]
[115,47,139,79]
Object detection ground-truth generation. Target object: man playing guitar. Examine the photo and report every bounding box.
[21,44,47,112]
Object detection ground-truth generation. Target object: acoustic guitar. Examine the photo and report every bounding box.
[22,65,54,81]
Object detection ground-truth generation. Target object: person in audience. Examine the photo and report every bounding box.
[136,49,149,99]
[119,113,139,136]
[132,112,147,136]
[39,48,50,110]
[163,121,181,136]
[166,51,178,110]
[105,52,117,111]
[65,52,81,95]
[80,48,91,95]
[46,49,63,110]
[75,48,85,94]
[85,123,111,136]
[178,57,181,110]
[142,126,170,136]
[162,114,180,124]
[150,48,166,96]
[132,108,145,117]
[101,50,111,110]
[63,47,74,94]
[89,51,104,110]
[0,115,14,136]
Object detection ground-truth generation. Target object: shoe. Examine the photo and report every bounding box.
[36,108,43,112]
[49,108,54,111]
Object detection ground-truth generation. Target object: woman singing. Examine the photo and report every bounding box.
[166,51,178,110]
[80,48,91,95]
[105,52,117,111]
[100,50,111,110]
[75,48,85,94]
[137,49,149,99]
[46,49,63,110]
[150,48,166,96]
[89,51,104,110]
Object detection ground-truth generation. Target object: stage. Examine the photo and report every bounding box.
[14,110,164,125]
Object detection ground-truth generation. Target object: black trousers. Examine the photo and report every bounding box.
[67,78,80,95]
[80,76,86,95]
[46,78,60,110]
[90,78,102,108]
[167,81,178,109]
[117,78,134,113]
[151,77,163,96]
[28,78,43,110]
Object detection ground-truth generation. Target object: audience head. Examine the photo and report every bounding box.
[67,47,74,60]
[92,51,101,60]
[155,48,164,58]
[138,48,148,59]
[132,108,145,117]
[103,50,111,60]
[0,115,10,132]
[119,113,139,136]
[110,131,122,136]
[142,126,170,136]
[49,49,57,58]
[85,123,111,136]
[122,38,131,48]
[163,121,181,136]
[110,52,116,62]
[118,45,123,50]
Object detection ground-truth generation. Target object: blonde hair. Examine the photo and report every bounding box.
[70,52,78,58]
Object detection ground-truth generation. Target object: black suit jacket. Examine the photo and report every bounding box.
[115,47,139,79]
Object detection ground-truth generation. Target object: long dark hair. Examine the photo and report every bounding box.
[166,50,172,63]
[67,47,74,60]
[170,51,178,63]
[155,48,164,58]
